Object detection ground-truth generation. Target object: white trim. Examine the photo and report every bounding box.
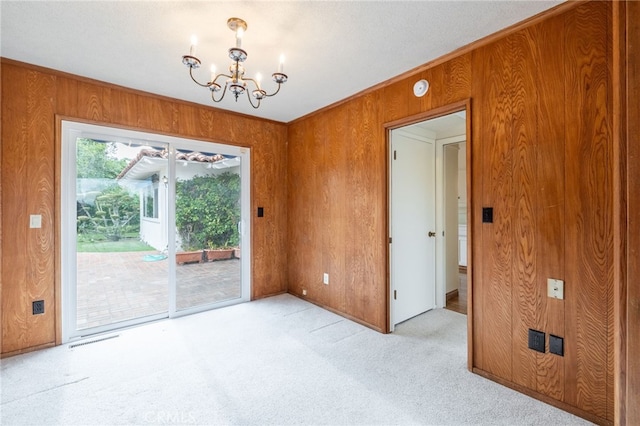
[168,143,178,315]
[437,134,466,145]
[395,127,436,142]
[61,124,79,343]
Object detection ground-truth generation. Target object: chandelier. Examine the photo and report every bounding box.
[181,17,288,109]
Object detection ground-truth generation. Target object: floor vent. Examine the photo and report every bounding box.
[69,334,119,349]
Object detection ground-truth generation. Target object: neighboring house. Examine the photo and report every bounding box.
[116,148,240,251]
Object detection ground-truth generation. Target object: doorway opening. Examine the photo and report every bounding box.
[442,141,467,315]
[61,121,251,342]
[388,105,469,331]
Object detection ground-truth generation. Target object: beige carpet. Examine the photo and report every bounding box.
[0,294,591,425]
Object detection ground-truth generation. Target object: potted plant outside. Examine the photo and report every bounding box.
[205,243,234,261]
[175,224,204,264]
[176,250,204,265]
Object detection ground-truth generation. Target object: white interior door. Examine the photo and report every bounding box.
[390,130,436,328]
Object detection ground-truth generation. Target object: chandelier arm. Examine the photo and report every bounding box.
[188,66,212,88]
[246,89,261,109]
[211,85,228,103]
[264,83,283,98]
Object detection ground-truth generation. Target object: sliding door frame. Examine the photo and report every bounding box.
[59,120,251,343]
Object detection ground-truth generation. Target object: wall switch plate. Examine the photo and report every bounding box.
[549,334,564,356]
[547,278,564,299]
[32,300,45,315]
[528,329,545,353]
[30,214,42,229]
[482,207,493,223]
[323,273,329,285]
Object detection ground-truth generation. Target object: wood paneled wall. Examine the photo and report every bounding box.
[2,66,57,353]
[1,60,288,355]
[0,1,629,424]
[625,1,640,424]
[288,92,387,329]
[287,2,615,423]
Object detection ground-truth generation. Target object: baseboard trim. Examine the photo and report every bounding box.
[1,342,56,359]
[446,289,459,301]
[289,291,385,334]
[252,290,287,301]
[472,368,611,426]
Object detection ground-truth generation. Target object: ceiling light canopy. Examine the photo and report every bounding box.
[181,17,288,109]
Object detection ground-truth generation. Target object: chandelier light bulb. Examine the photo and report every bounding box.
[190,35,198,56]
[278,54,285,73]
[210,64,216,82]
[256,72,263,89]
[236,27,244,48]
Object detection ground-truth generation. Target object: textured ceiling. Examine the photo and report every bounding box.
[1,1,563,123]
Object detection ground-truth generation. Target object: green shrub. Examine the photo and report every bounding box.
[175,172,240,251]
[77,185,138,241]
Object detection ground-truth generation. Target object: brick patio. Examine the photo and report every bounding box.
[76,251,241,330]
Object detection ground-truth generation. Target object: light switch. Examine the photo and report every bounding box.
[30,215,42,229]
[547,278,564,300]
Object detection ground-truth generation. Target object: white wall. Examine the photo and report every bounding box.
[139,181,167,251]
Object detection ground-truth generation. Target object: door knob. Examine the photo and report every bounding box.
[428,231,436,237]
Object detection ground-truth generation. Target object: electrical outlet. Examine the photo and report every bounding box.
[549,335,564,356]
[32,300,45,315]
[30,214,42,229]
[323,273,329,285]
[528,329,545,353]
[302,289,307,296]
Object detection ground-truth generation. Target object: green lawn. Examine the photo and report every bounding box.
[77,238,154,253]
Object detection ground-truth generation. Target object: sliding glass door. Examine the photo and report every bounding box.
[61,122,250,342]
[174,150,243,311]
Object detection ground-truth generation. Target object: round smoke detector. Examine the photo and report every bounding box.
[413,79,429,97]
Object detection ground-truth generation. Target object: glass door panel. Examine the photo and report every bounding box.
[174,151,242,311]
[74,137,169,332]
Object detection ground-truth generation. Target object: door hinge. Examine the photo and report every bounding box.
[393,150,397,160]
[394,290,397,300]
[389,237,392,244]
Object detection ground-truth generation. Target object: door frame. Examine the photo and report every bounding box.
[58,120,251,343]
[384,99,473,369]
